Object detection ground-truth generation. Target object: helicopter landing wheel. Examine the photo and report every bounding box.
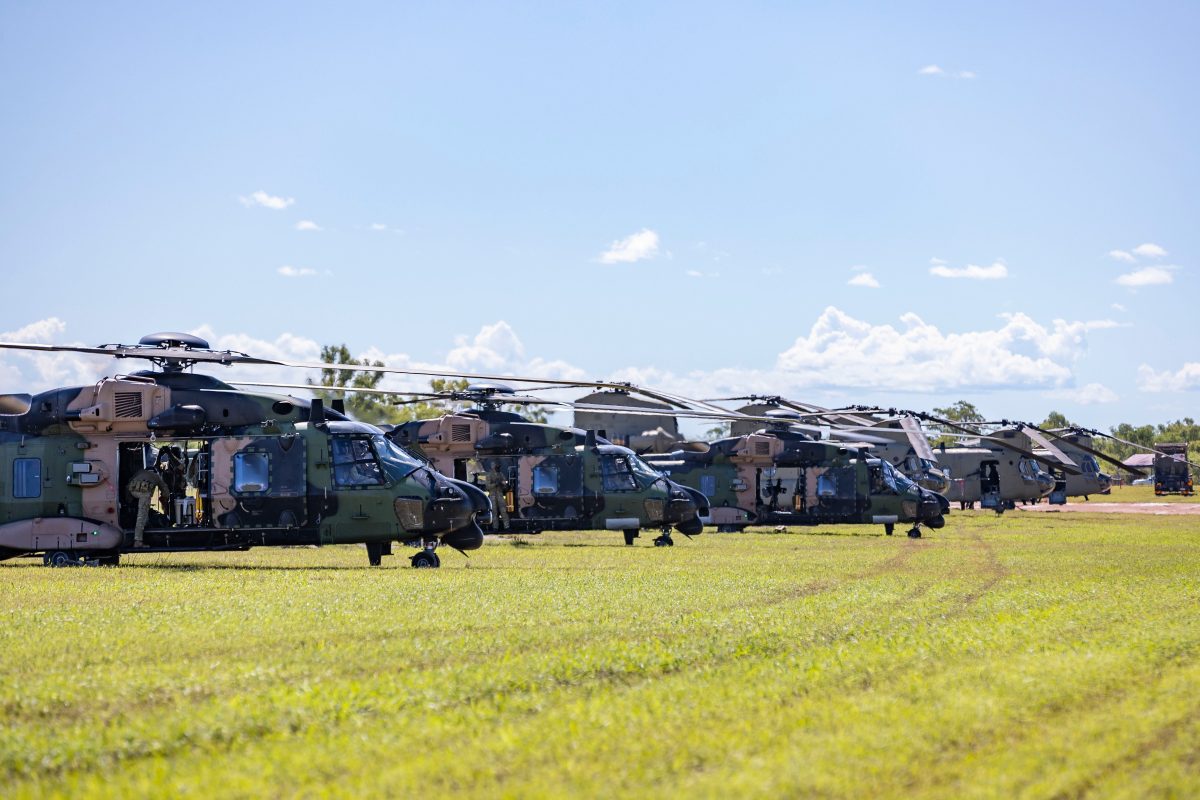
[366,541,385,567]
[623,529,639,546]
[884,523,895,536]
[907,527,922,539]
[653,533,674,547]
[411,549,441,569]
[44,550,76,567]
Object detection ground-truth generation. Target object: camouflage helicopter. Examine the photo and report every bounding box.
[641,408,951,538]
[314,381,711,547]
[0,333,491,568]
[716,397,951,494]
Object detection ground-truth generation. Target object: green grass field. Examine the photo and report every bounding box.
[2,512,1199,798]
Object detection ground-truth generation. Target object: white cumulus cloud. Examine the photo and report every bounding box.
[1108,250,1136,263]
[918,64,945,76]
[598,229,660,264]
[277,265,317,278]
[239,190,295,210]
[1133,243,1167,258]
[930,260,1008,280]
[848,272,880,288]
[1116,266,1174,287]
[772,308,1115,391]
[1138,362,1200,392]
[295,220,322,231]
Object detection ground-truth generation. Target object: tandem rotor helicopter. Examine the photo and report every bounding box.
[0,333,492,568]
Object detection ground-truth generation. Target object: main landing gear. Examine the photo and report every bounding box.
[653,530,674,547]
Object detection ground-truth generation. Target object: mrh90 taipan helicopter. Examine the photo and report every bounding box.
[244,379,716,547]
[717,396,952,494]
[641,408,951,538]
[0,333,491,568]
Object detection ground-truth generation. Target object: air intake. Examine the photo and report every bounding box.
[114,392,143,419]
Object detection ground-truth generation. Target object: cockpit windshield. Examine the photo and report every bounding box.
[372,434,424,480]
[1082,455,1100,474]
[627,453,666,487]
[1017,458,1040,480]
[884,459,918,493]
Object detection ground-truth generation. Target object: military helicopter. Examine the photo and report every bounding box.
[1041,425,1196,496]
[908,415,1080,512]
[642,408,951,538]
[379,382,711,547]
[231,378,725,547]
[0,333,491,568]
[972,421,1128,502]
[714,397,951,494]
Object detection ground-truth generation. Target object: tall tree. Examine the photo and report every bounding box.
[930,400,985,446]
[1040,410,1071,430]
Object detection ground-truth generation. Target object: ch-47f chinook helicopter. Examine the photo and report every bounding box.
[0,333,491,568]
[970,421,1129,502]
[640,408,951,538]
[878,411,1082,512]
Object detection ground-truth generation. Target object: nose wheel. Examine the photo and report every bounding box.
[653,531,674,547]
[410,540,441,568]
[907,526,922,539]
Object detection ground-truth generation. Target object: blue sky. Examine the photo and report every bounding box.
[1,1,1197,430]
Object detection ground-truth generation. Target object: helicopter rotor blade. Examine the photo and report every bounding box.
[1035,428,1148,476]
[937,431,1083,474]
[1017,425,1078,470]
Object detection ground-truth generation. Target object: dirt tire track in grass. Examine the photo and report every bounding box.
[728,538,930,613]
[942,531,1008,617]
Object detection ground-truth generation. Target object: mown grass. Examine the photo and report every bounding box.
[2,513,1198,798]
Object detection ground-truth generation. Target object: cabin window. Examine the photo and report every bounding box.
[13,457,41,498]
[532,464,559,494]
[331,436,385,487]
[233,452,270,493]
[600,454,638,492]
[700,475,717,497]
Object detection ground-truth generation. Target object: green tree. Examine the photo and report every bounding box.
[930,400,985,446]
[1040,410,1071,430]
[307,344,398,425]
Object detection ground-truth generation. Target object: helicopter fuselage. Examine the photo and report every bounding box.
[390,410,707,540]
[0,374,488,564]
[645,430,950,533]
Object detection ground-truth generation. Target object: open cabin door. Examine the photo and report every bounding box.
[209,434,308,529]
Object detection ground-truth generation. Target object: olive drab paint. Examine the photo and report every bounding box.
[644,425,950,537]
[0,333,489,567]
[388,403,707,545]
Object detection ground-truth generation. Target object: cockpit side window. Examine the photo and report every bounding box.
[600,454,638,492]
[332,436,386,487]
